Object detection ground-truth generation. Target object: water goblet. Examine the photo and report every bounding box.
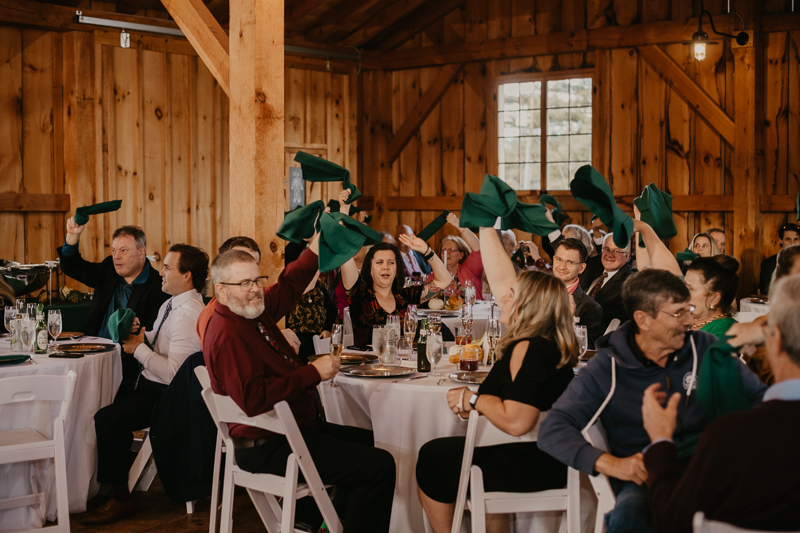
[48,309,63,353]
[427,313,442,335]
[460,304,473,343]
[427,332,443,378]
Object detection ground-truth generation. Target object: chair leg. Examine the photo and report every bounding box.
[186,500,196,514]
[470,466,487,533]
[280,455,299,533]
[53,421,71,533]
[128,433,154,493]
[209,438,224,533]
[247,488,281,533]
[567,469,581,533]
[219,452,237,533]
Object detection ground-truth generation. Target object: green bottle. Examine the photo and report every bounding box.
[34,311,48,354]
[417,318,430,372]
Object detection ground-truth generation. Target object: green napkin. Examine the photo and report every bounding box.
[677,337,751,458]
[74,199,123,226]
[295,152,361,204]
[318,212,382,272]
[633,183,677,246]
[570,166,633,249]
[677,248,699,262]
[540,194,568,226]
[417,211,451,241]
[326,199,362,214]
[277,201,325,243]
[108,308,152,348]
[459,175,559,236]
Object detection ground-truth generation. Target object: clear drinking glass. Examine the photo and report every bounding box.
[574,325,588,359]
[48,309,62,352]
[386,315,401,342]
[463,279,477,306]
[4,306,15,334]
[382,328,397,364]
[403,314,417,360]
[372,325,388,362]
[460,304,473,343]
[26,303,36,320]
[397,337,411,359]
[428,313,442,335]
[9,318,21,351]
[19,318,36,356]
[15,299,25,315]
[486,317,501,366]
[328,324,343,387]
[427,332,443,377]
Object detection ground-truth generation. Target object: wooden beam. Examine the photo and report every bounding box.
[384,64,464,166]
[0,194,70,212]
[229,0,284,281]
[638,45,734,145]
[161,0,229,96]
[284,0,321,30]
[374,0,468,52]
[379,12,800,70]
[0,0,182,32]
[340,0,430,48]
[760,195,798,213]
[302,0,386,43]
[384,194,734,212]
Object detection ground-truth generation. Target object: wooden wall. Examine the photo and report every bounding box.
[0,24,356,291]
[361,0,800,295]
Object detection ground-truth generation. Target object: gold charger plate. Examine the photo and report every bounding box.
[58,331,84,340]
[340,364,415,378]
[448,371,489,384]
[58,343,116,354]
[339,353,379,365]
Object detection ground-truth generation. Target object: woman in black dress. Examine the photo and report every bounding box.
[416,227,578,533]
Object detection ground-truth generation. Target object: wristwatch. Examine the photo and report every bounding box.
[468,393,480,410]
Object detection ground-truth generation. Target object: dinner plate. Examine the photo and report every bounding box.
[58,343,116,354]
[745,297,768,304]
[58,331,84,340]
[0,354,31,365]
[339,364,415,378]
[449,371,489,384]
[339,353,379,365]
[418,309,461,317]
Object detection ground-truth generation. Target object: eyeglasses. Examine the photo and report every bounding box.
[553,256,583,267]
[659,305,695,320]
[219,276,269,291]
[602,248,629,256]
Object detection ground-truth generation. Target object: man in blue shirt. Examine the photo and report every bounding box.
[58,217,169,380]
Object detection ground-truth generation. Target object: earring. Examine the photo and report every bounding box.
[709,304,716,311]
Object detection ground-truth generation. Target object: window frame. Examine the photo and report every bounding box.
[491,68,595,193]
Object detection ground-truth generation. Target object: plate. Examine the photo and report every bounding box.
[449,371,489,384]
[339,353,379,365]
[0,354,31,365]
[58,331,84,340]
[339,364,415,378]
[58,343,116,354]
[418,309,461,317]
[745,297,768,304]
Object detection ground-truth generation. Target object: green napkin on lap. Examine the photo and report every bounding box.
[677,337,752,458]
[108,308,152,348]
[318,212,382,272]
[295,152,361,204]
[570,166,633,249]
[277,201,325,243]
[540,194,568,226]
[417,211,451,241]
[677,248,699,262]
[74,199,122,226]
[633,184,677,246]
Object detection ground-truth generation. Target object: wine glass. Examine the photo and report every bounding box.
[15,299,25,315]
[402,314,417,361]
[19,318,35,357]
[460,304,473,344]
[4,306,15,334]
[328,324,343,387]
[427,313,441,335]
[407,305,417,321]
[26,303,36,320]
[463,279,476,306]
[427,332,443,377]
[486,317,501,366]
[372,325,388,363]
[48,309,63,353]
[574,325,588,360]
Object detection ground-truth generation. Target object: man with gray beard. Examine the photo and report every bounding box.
[202,241,396,533]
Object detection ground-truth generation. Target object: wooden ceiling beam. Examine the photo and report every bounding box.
[379,11,800,70]
[162,0,230,95]
[384,63,464,166]
[374,0,467,52]
[639,44,734,145]
[0,0,182,32]
[339,0,429,49]
[284,0,321,30]
[302,0,385,42]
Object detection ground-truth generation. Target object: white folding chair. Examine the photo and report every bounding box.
[692,511,793,533]
[450,410,581,533]
[0,370,77,533]
[127,431,197,514]
[582,422,616,533]
[312,335,330,355]
[194,366,341,533]
[603,319,621,335]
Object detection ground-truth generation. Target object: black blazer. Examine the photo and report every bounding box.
[57,246,169,337]
[580,259,634,334]
[760,254,777,295]
[573,285,603,349]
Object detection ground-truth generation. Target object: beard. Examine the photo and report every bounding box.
[226,289,265,319]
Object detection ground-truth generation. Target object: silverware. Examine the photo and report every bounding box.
[393,375,427,383]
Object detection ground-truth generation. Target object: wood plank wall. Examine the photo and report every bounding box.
[361,0,800,296]
[0,24,355,292]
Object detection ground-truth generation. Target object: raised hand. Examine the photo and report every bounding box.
[65,217,86,245]
[641,383,680,442]
[338,189,351,215]
[446,213,460,228]
[397,233,428,254]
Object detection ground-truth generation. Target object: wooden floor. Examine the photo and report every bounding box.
[68,477,269,533]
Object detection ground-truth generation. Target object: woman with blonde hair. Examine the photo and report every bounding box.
[416,228,577,533]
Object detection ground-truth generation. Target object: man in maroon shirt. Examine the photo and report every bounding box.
[203,242,395,533]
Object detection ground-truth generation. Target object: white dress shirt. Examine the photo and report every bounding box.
[134,289,205,385]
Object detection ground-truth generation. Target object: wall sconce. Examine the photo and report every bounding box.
[120,29,130,48]
[683,0,750,61]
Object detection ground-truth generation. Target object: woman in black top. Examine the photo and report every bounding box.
[416,228,578,533]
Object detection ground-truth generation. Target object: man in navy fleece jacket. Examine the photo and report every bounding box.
[539,270,767,533]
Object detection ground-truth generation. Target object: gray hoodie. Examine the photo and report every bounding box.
[538,321,767,475]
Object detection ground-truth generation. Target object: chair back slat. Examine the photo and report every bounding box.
[0,371,77,420]
[473,411,545,448]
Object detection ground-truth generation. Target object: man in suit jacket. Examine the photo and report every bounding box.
[396,224,432,278]
[759,223,800,294]
[58,219,170,380]
[580,233,634,333]
[551,238,603,347]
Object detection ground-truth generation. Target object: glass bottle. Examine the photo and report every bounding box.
[417,318,430,372]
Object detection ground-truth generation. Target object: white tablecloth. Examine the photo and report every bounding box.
[0,338,122,531]
[739,298,769,316]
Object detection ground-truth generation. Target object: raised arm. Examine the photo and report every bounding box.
[447,213,480,251]
[479,228,517,309]
[397,234,452,289]
[634,219,682,277]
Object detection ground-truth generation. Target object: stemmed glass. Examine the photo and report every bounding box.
[372,325,388,363]
[427,314,442,335]
[460,304,473,344]
[402,313,417,361]
[48,309,63,353]
[574,325,588,360]
[4,306,15,335]
[486,317,501,366]
[328,324,343,387]
[427,332,443,378]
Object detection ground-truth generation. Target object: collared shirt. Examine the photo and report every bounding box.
[600,268,619,289]
[134,289,204,385]
[402,250,423,275]
[763,378,800,402]
[565,278,580,295]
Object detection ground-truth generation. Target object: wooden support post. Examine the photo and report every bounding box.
[732,33,762,298]
[229,0,285,280]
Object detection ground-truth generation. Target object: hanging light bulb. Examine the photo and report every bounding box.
[693,41,707,61]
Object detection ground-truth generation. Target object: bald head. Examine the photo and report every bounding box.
[396,224,413,253]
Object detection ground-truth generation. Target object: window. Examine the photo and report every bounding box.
[497,76,592,190]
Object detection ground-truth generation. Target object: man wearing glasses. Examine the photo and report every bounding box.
[580,234,635,333]
[551,238,603,347]
[539,269,767,533]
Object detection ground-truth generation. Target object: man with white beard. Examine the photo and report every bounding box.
[202,242,396,533]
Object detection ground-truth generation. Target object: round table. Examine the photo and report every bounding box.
[0,337,121,531]
[739,298,769,317]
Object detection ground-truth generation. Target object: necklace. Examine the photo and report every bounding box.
[691,312,731,329]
